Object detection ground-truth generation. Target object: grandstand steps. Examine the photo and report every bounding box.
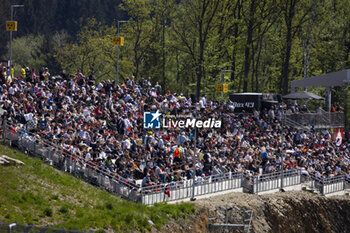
[283,117,310,130]
[302,188,322,195]
[301,182,320,194]
[284,113,345,130]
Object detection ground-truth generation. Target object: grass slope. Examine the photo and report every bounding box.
[0,145,195,232]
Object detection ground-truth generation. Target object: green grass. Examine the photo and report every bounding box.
[0,145,195,232]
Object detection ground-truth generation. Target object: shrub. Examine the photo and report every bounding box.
[51,194,59,201]
[59,205,69,214]
[105,202,113,210]
[43,207,53,217]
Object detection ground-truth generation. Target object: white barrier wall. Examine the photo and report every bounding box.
[142,176,242,205]
[321,181,345,195]
[250,171,301,194]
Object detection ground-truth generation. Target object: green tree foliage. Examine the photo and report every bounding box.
[1,0,349,102]
[4,34,47,75]
[0,0,11,56]
[55,19,121,81]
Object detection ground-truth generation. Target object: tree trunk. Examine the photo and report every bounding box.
[176,49,180,82]
[251,42,256,92]
[243,0,255,92]
[197,48,203,99]
[231,52,236,90]
[281,0,296,95]
[162,11,166,94]
[134,48,139,79]
[197,1,204,100]
[232,0,242,92]
[281,27,292,95]
[255,38,263,92]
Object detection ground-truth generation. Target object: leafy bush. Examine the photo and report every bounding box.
[59,205,69,214]
[43,207,53,217]
[105,202,113,210]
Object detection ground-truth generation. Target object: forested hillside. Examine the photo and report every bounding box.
[1,0,349,98]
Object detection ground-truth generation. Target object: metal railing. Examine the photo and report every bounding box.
[4,120,350,205]
[3,121,244,205]
[312,174,346,195]
[285,112,344,129]
[208,207,253,233]
[283,117,311,130]
[141,172,243,205]
[243,170,301,194]
[3,122,141,203]
[0,220,91,233]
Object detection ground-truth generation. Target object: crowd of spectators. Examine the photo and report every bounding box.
[1,64,349,188]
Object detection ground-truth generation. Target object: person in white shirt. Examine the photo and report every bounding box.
[8,86,15,95]
[158,137,164,149]
[124,118,132,134]
[83,108,90,117]
[85,151,91,162]
[99,151,106,160]
[268,108,275,122]
[199,99,205,109]
[201,96,207,106]
[99,82,104,90]
[122,137,131,151]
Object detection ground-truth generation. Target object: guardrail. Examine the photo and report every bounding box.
[0,220,91,233]
[141,172,242,205]
[208,208,253,232]
[4,121,350,204]
[283,117,311,130]
[285,112,344,129]
[3,121,244,205]
[312,174,346,195]
[243,170,301,194]
[3,122,141,203]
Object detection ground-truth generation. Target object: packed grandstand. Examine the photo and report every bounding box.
[0,64,349,190]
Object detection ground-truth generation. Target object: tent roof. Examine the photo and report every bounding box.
[291,69,350,88]
[282,91,324,100]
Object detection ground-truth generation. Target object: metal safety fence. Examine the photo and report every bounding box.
[2,122,244,205]
[141,172,242,205]
[3,122,141,203]
[208,207,253,233]
[242,170,301,194]
[312,174,346,195]
[0,220,92,233]
[285,112,345,129]
[3,121,350,205]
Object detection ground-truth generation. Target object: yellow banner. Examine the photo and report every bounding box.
[6,21,17,31]
[113,36,124,46]
[217,84,223,92]
[223,84,228,93]
[217,84,228,93]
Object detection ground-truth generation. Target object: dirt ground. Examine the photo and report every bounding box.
[157,191,350,233]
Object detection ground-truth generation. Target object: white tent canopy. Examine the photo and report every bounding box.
[282,91,324,100]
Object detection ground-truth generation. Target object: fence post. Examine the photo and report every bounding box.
[321,180,325,196]
[33,138,36,155]
[3,119,6,142]
[7,221,16,233]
